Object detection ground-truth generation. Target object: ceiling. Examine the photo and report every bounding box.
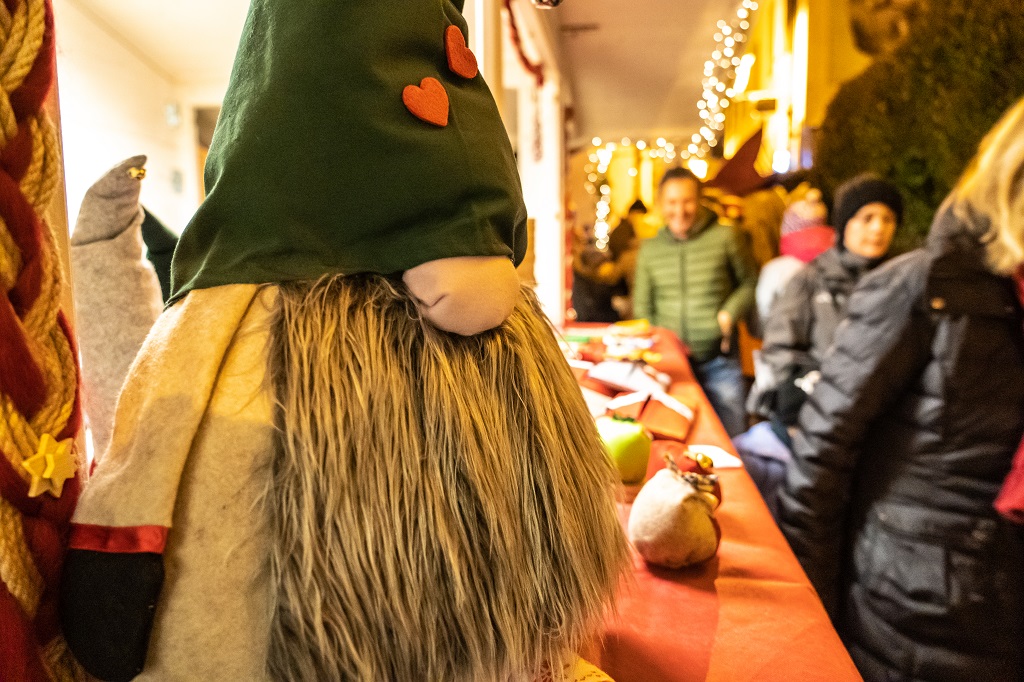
[65,0,737,141]
[557,0,741,143]
[64,0,249,84]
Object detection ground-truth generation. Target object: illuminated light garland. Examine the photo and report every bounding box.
[580,0,760,198]
[581,138,663,249]
[693,0,759,160]
[580,0,758,210]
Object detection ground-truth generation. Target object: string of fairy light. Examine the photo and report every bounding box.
[696,0,758,158]
[582,0,759,250]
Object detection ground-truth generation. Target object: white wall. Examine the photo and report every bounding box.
[175,82,231,209]
[52,0,218,233]
[506,1,567,324]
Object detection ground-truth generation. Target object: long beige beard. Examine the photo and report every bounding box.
[265,275,629,681]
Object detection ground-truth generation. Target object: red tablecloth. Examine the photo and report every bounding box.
[578,329,861,682]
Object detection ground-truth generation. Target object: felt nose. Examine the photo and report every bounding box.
[403,256,520,336]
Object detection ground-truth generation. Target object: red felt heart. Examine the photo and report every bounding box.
[403,77,449,127]
[445,25,478,79]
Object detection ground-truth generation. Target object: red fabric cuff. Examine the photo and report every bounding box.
[69,524,168,554]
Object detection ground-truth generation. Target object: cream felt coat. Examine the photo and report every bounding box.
[73,284,277,680]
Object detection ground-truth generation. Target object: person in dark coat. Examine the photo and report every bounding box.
[761,175,902,426]
[778,100,1024,681]
[571,223,620,323]
[582,199,647,319]
[737,176,902,517]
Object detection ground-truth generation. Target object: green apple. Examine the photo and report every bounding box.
[596,416,652,484]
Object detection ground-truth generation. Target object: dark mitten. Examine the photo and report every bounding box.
[773,364,819,427]
[140,208,179,304]
[60,550,164,682]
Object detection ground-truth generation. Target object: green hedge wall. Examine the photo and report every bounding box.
[812,1,1024,252]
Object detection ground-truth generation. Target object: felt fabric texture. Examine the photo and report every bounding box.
[402,255,520,335]
[831,174,904,247]
[70,156,164,460]
[558,659,614,682]
[444,25,478,78]
[140,209,178,304]
[994,267,1024,523]
[63,282,626,681]
[169,0,526,305]
[402,77,450,126]
[60,550,165,682]
[627,469,720,569]
[62,284,276,680]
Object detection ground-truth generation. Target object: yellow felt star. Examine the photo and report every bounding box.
[21,433,77,498]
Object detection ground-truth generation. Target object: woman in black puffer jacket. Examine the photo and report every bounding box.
[779,100,1024,681]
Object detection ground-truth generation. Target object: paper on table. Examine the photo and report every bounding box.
[686,443,743,469]
[581,386,614,418]
[587,361,670,395]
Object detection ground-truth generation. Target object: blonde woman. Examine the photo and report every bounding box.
[778,99,1024,680]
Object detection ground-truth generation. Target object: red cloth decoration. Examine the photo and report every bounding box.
[994,266,1024,523]
[69,524,170,555]
[402,77,449,127]
[445,25,478,79]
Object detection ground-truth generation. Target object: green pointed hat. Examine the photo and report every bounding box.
[169,0,527,304]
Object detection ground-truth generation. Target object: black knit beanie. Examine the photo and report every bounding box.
[832,174,904,249]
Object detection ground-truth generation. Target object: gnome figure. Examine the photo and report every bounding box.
[59,2,629,681]
[70,156,164,461]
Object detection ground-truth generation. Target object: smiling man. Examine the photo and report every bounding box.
[633,168,758,436]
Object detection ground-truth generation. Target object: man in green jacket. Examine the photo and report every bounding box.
[634,168,757,436]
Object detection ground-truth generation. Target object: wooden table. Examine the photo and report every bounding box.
[572,328,862,681]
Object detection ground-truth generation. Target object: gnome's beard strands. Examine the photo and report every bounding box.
[266,276,629,681]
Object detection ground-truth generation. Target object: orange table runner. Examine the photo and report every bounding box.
[578,329,861,681]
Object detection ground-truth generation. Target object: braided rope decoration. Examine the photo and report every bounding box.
[0,0,84,679]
